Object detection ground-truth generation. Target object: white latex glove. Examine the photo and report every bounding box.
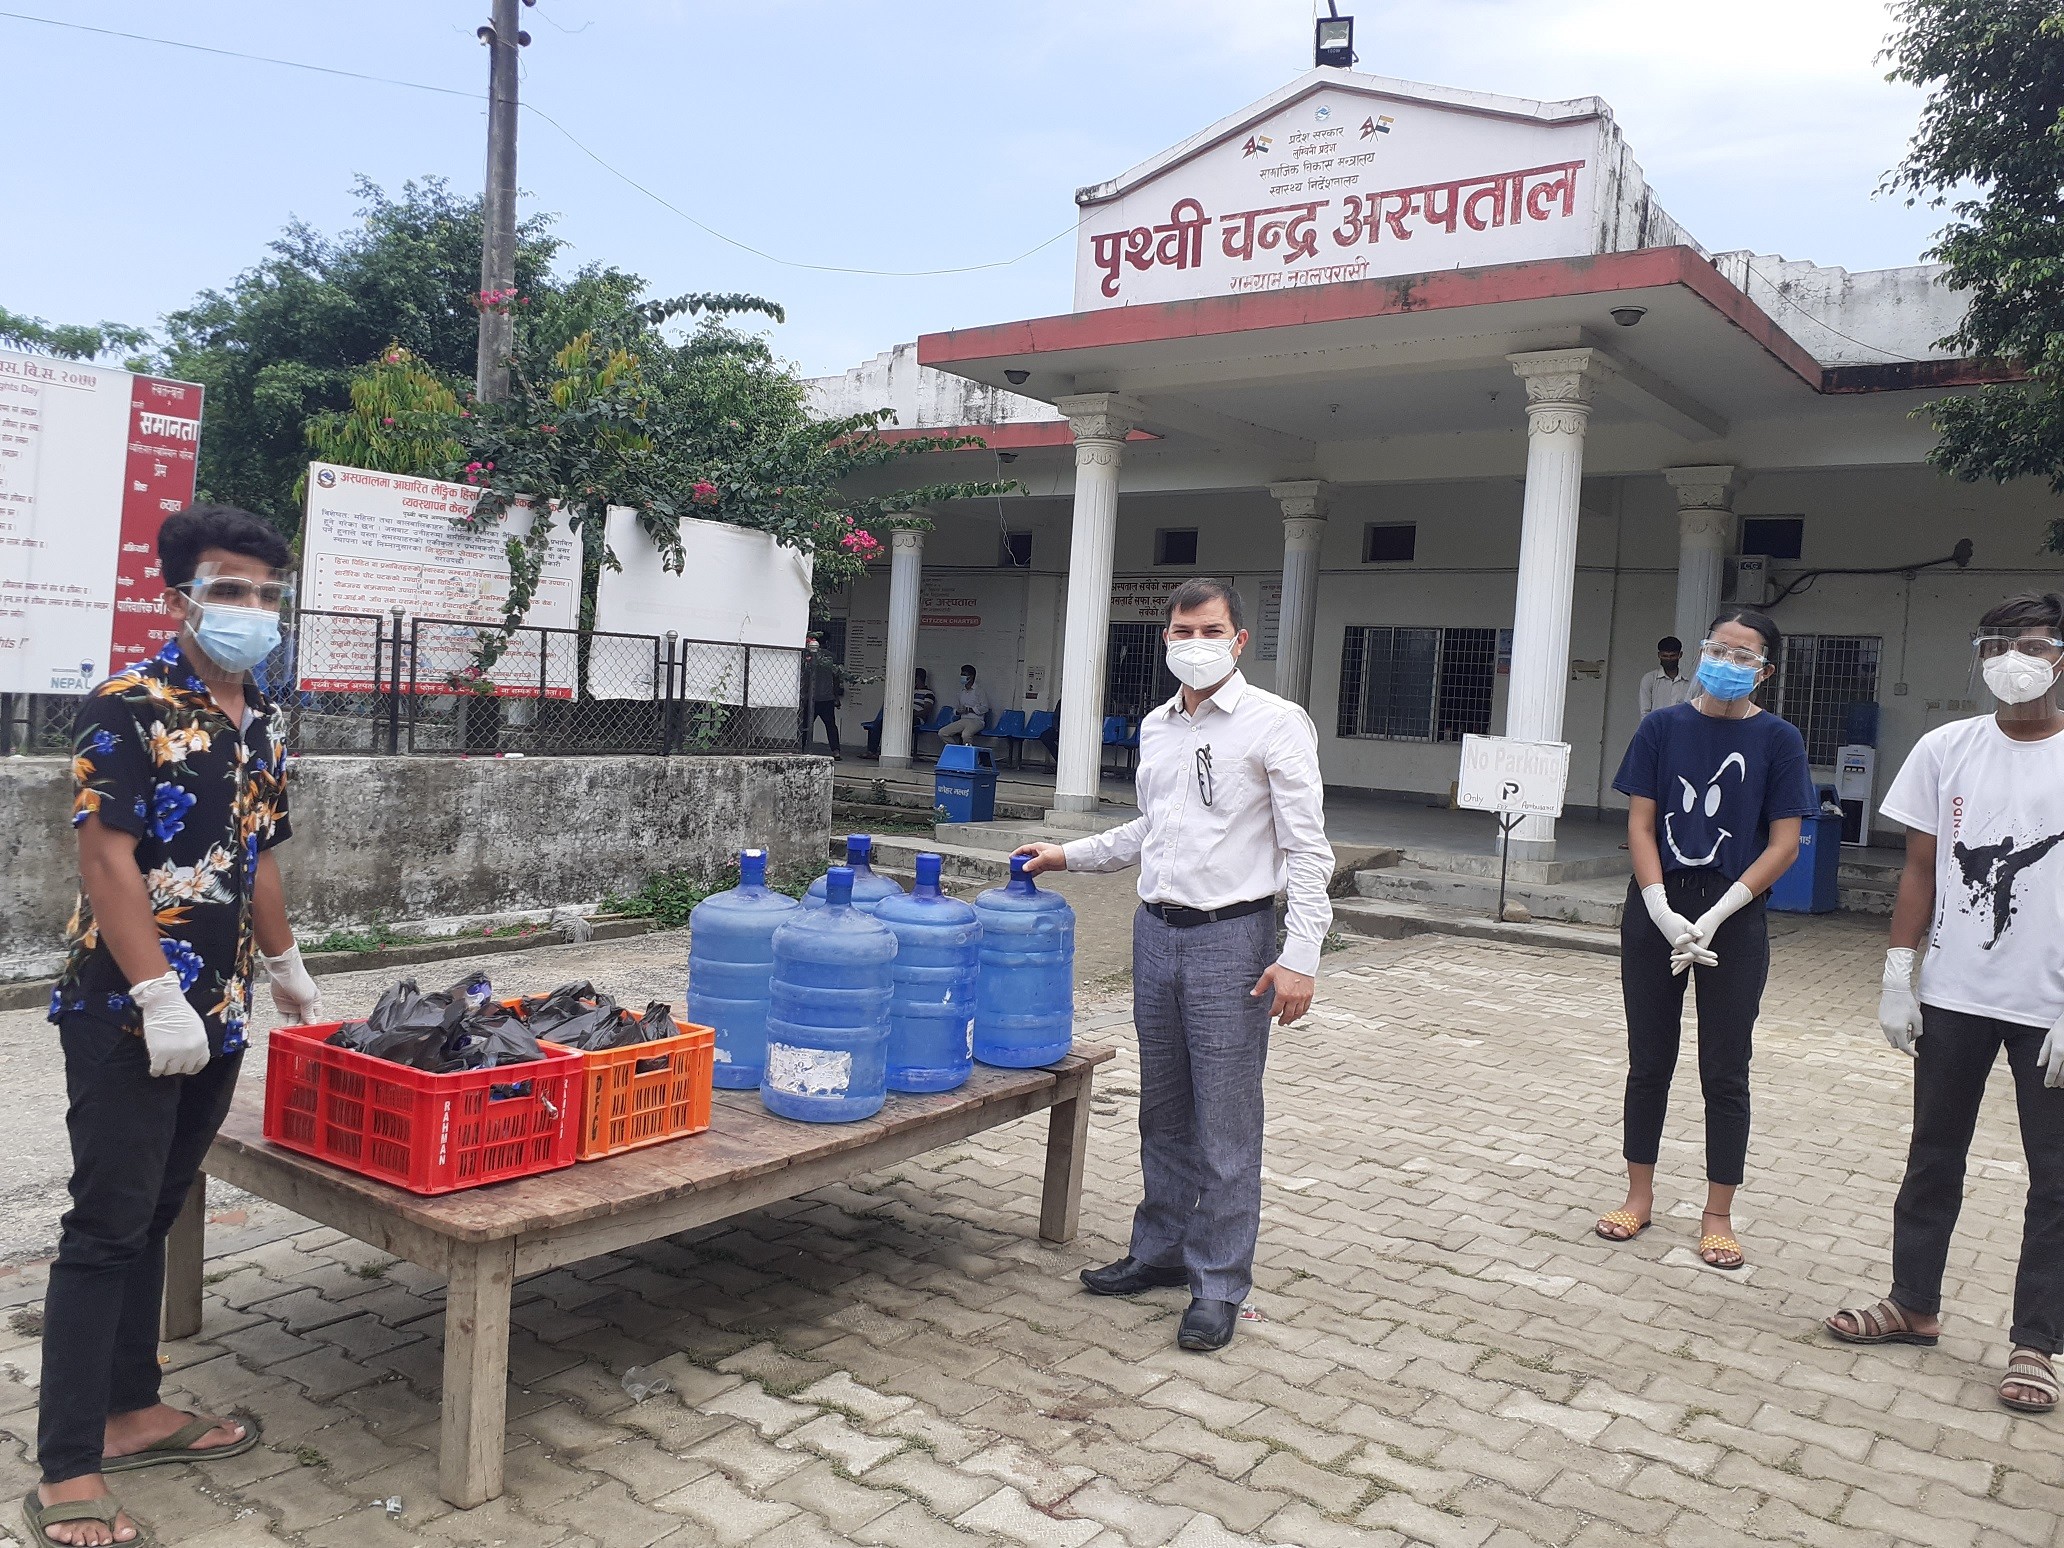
[260,944,324,1024]
[1671,882,1755,975]
[131,972,210,1077]
[2039,1008,2064,1089]
[1878,947,1921,1058]
[1642,883,1703,955]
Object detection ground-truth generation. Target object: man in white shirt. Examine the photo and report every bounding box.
[1638,636,1694,717]
[1825,591,2064,1416]
[939,663,993,745]
[1015,578,1333,1353]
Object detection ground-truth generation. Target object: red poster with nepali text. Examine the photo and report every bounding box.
[108,378,203,667]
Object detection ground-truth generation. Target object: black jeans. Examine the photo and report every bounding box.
[39,1017,242,1483]
[1891,1005,2064,1353]
[1619,871,1769,1186]
[810,699,840,756]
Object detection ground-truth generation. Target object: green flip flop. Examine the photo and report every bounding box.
[22,1489,143,1545]
[99,1414,260,1474]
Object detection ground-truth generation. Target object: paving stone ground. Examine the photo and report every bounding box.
[1,909,2058,1547]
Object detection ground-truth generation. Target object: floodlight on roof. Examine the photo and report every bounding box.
[1315,5,1354,68]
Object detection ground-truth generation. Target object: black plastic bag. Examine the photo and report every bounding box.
[328,973,541,1072]
[517,982,621,1047]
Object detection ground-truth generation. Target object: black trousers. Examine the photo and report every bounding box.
[1891,1005,2064,1353]
[810,699,840,756]
[1619,871,1769,1187]
[39,1017,242,1483]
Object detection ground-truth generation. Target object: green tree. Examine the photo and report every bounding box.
[0,306,152,369]
[301,343,466,494]
[1886,0,2064,549]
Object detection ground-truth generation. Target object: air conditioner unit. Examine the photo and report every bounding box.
[1723,554,1771,605]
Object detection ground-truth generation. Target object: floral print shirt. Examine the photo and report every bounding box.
[49,640,291,1057]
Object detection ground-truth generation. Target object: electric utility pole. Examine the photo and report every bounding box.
[474,0,530,403]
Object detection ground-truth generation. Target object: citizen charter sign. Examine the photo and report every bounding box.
[1073,81,1628,310]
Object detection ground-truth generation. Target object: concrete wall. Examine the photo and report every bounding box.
[0,754,830,981]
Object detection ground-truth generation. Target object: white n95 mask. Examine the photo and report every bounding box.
[1983,650,2059,705]
[1165,638,1237,691]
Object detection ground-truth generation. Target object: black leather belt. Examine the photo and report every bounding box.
[1143,897,1275,928]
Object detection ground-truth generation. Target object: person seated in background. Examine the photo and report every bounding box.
[912,668,937,729]
[1040,698,1062,763]
[940,664,992,745]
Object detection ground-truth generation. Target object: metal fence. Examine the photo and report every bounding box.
[0,608,811,759]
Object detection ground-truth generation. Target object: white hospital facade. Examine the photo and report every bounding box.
[808,68,2060,855]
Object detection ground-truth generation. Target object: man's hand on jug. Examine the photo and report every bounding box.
[1251,964,1314,1026]
[1012,843,1068,876]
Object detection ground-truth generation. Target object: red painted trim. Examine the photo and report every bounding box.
[914,247,2002,397]
[872,422,1158,448]
[1821,358,2023,394]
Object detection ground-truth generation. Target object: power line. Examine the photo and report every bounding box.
[0,8,1078,280]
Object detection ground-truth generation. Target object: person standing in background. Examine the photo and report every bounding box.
[1826,592,2064,1416]
[939,664,992,745]
[1596,606,1815,1272]
[803,632,842,757]
[1639,636,1694,717]
[1013,578,1333,1354]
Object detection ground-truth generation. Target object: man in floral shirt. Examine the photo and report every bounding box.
[34,507,324,1548]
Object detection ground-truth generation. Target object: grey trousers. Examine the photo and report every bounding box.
[1128,904,1274,1303]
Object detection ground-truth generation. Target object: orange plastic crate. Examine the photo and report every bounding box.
[262,1022,581,1195]
[544,1018,715,1160]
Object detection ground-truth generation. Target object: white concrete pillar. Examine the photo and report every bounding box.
[1664,465,1740,656]
[1051,393,1144,817]
[1504,349,1613,858]
[879,529,923,769]
[1267,481,1330,708]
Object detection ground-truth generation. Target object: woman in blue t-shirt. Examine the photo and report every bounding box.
[1594,607,1818,1269]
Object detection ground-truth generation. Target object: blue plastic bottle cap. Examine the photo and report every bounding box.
[846,835,871,865]
[825,865,855,907]
[915,853,943,891]
[740,848,767,886]
[1010,853,1027,878]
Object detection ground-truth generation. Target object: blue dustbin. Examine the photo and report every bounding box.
[1770,809,1843,914]
[934,744,997,824]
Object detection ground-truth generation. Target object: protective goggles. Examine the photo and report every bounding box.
[182,563,296,615]
[1972,631,2064,660]
[1698,639,1768,669]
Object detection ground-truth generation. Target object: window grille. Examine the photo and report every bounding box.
[1336,626,1497,742]
[1777,634,1880,763]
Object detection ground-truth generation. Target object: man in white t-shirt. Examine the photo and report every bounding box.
[1637,636,1694,717]
[1825,592,2064,1416]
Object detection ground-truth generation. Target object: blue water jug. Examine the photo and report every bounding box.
[875,853,980,1093]
[803,835,905,915]
[971,854,1075,1068]
[762,866,897,1123]
[687,848,801,1089]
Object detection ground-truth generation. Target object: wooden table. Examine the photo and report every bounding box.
[165,1045,1112,1508]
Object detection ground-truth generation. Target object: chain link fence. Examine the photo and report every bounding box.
[0,608,812,759]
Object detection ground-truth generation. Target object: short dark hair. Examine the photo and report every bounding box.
[960,663,976,677]
[914,668,929,684]
[1165,577,1244,632]
[1658,636,1682,653]
[1979,591,2064,635]
[1708,605,1782,662]
[158,504,292,590]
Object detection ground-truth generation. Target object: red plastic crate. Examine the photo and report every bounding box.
[263,1022,581,1195]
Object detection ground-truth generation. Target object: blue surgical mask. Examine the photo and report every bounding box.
[193,604,282,673]
[1696,657,1760,702]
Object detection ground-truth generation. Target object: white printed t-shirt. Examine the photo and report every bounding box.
[1880,715,2064,1029]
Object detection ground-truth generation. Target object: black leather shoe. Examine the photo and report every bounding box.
[1177,1298,1241,1352]
[1079,1257,1188,1296]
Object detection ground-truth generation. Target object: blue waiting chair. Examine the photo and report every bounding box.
[987,709,1028,769]
[861,708,885,758]
[1023,711,1057,771]
[1099,715,1139,778]
[913,704,959,760]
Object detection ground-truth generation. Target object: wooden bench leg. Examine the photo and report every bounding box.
[1040,1070,1093,1244]
[161,1175,207,1341]
[440,1239,515,1509]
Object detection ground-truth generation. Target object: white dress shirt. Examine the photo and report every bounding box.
[1639,667,1694,716]
[1061,671,1334,976]
[955,682,992,720]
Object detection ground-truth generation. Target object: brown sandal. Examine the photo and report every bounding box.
[2001,1349,2059,1414]
[1825,1298,1938,1346]
[1696,1213,1744,1270]
[1594,1209,1650,1242]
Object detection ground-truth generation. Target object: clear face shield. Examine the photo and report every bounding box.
[177,562,296,679]
[1968,629,2064,712]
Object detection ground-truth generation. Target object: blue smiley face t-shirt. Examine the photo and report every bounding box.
[1614,702,1819,882]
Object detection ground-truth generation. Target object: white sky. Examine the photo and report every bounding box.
[3,1,1941,378]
